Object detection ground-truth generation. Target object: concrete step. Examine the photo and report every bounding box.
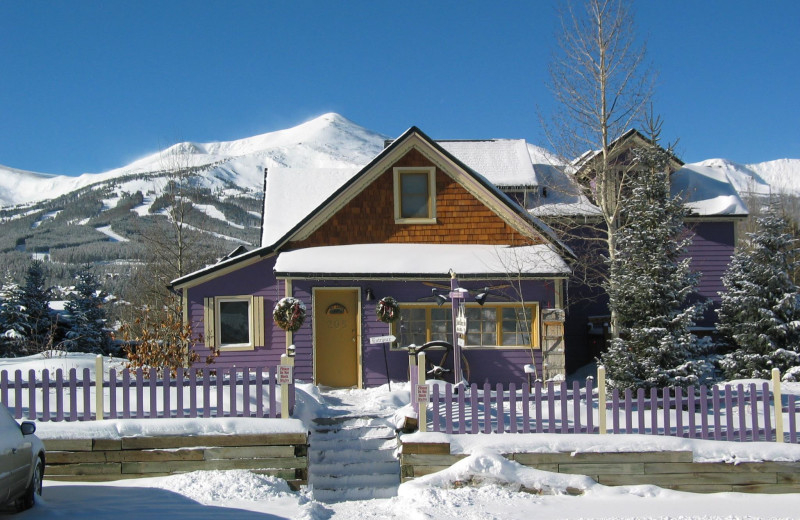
[310,459,399,476]
[310,471,400,490]
[310,447,398,465]
[310,436,396,451]
[312,485,400,503]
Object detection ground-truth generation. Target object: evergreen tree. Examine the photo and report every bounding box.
[717,211,800,380]
[601,137,707,390]
[0,261,54,355]
[63,265,112,354]
[0,270,25,356]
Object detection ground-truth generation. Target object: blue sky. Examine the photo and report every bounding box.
[1,1,797,176]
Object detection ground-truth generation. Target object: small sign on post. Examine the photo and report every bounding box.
[277,364,293,385]
[369,335,396,344]
[416,383,430,403]
[455,316,467,334]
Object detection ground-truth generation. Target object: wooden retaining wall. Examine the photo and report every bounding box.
[401,441,800,494]
[43,432,308,490]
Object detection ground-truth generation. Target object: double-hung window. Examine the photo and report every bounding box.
[204,295,265,351]
[393,167,436,223]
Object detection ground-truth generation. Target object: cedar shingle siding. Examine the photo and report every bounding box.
[290,149,537,249]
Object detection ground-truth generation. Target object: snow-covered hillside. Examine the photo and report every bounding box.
[1,115,798,209]
[0,113,387,208]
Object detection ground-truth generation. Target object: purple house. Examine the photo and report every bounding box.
[170,126,746,387]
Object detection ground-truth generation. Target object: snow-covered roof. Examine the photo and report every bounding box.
[274,243,570,278]
[528,164,602,218]
[672,164,749,216]
[437,140,538,187]
[261,167,359,247]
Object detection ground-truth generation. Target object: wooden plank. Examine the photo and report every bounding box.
[93,439,122,451]
[558,463,644,475]
[204,446,296,460]
[777,472,800,484]
[733,483,800,493]
[46,462,122,476]
[43,439,93,451]
[401,442,451,455]
[510,451,692,465]
[401,453,466,466]
[410,465,456,477]
[120,449,205,462]
[46,451,108,464]
[599,472,778,487]
[122,456,307,474]
[121,433,307,450]
[646,462,800,474]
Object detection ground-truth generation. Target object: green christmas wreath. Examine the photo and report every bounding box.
[376,296,400,323]
[273,297,306,332]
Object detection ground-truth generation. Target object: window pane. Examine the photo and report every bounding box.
[219,301,250,345]
[401,173,429,218]
[501,307,532,346]
[465,307,496,346]
[430,307,453,344]
[397,307,427,347]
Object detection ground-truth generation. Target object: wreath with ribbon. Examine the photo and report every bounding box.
[273,297,306,332]
[376,296,400,323]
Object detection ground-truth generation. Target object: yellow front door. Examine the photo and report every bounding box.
[314,289,359,387]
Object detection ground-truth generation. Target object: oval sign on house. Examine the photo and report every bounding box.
[326,303,347,315]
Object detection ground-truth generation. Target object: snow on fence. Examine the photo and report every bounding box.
[414,360,799,443]
[0,356,296,422]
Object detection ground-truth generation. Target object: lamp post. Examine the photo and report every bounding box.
[449,270,466,386]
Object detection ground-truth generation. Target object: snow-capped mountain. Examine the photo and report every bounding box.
[0,113,387,208]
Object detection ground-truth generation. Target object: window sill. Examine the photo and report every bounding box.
[218,344,256,352]
[394,217,438,225]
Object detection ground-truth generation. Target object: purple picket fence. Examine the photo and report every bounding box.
[427,379,800,443]
[0,366,294,422]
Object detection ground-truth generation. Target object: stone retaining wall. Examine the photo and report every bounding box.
[401,441,800,493]
[44,432,308,490]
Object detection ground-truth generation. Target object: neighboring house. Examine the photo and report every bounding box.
[527,129,748,370]
[170,126,747,387]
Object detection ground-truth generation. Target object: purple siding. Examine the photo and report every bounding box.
[684,220,736,301]
[187,256,288,368]
[289,279,554,387]
[563,219,738,371]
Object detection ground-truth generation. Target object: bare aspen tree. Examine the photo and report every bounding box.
[545,0,654,337]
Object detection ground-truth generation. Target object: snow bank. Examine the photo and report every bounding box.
[402,431,800,463]
[34,417,306,440]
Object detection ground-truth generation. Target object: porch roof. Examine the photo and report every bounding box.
[274,243,570,279]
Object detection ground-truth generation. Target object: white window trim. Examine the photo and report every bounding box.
[393,166,437,224]
[215,295,255,351]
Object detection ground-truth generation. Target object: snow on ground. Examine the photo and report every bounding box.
[2,353,800,519]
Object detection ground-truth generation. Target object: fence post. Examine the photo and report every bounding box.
[773,368,784,443]
[408,348,418,416]
[598,365,607,435]
[418,352,427,433]
[95,355,104,421]
[280,353,294,419]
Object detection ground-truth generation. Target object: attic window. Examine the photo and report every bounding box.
[393,167,436,223]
